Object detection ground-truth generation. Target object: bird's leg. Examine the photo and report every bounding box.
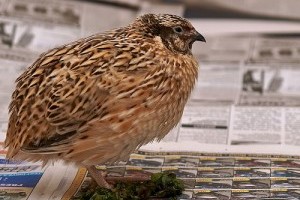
[106,174,151,183]
[87,165,151,188]
[86,165,112,189]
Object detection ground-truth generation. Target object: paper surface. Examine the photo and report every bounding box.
[0,0,300,199]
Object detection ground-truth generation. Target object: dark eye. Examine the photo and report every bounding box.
[173,26,183,33]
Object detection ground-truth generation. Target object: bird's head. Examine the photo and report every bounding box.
[134,13,206,55]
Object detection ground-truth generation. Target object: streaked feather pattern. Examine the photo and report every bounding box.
[5,14,202,166]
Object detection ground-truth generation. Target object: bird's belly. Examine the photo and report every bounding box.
[69,103,185,166]
[91,108,182,165]
[132,104,184,146]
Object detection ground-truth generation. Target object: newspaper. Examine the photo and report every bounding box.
[83,151,300,200]
[0,0,300,199]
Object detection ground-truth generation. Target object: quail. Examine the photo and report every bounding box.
[5,13,206,188]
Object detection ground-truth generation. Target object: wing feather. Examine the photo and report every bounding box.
[5,36,112,157]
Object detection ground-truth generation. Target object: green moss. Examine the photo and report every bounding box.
[80,172,184,200]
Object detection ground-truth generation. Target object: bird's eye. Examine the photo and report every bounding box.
[173,26,183,33]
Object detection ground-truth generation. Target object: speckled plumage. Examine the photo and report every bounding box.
[5,14,205,167]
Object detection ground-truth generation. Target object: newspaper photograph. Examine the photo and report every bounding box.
[0,0,299,199]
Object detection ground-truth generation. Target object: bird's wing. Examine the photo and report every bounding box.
[6,33,156,158]
[21,69,110,154]
[5,36,119,156]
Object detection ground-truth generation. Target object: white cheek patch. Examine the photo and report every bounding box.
[153,36,165,48]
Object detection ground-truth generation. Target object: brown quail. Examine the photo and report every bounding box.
[5,13,205,188]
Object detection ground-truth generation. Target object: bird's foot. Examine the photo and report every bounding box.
[106,173,151,183]
[87,166,113,189]
[87,165,151,189]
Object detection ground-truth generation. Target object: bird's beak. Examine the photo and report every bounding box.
[195,31,206,42]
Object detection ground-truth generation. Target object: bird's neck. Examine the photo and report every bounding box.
[167,55,198,104]
[151,36,198,104]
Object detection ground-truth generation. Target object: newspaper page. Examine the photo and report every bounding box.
[0,0,300,199]
[142,35,300,154]
[138,13,300,200]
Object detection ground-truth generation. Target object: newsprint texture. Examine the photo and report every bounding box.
[0,0,300,199]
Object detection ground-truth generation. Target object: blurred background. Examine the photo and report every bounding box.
[0,1,300,199]
[0,0,299,141]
